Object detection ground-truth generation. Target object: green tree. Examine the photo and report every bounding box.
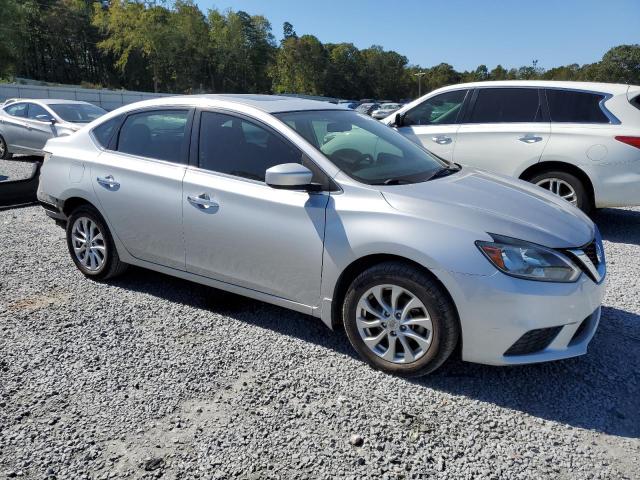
[360,46,409,99]
[270,34,328,95]
[208,9,276,93]
[325,43,362,98]
[597,44,640,84]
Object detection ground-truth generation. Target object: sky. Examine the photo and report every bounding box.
[194,0,639,71]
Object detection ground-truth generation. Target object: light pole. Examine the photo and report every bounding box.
[414,72,426,98]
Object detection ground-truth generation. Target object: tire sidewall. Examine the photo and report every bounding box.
[343,269,450,377]
[66,207,113,278]
[0,135,9,159]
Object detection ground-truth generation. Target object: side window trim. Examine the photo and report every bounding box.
[191,107,338,191]
[107,107,195,165]
[462,87,547,124]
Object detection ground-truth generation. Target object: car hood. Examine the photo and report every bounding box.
[378,168,594,248]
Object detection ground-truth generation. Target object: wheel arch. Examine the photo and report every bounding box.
[62,196,97,217]
[330,254,460,334]
[519,161,595,208]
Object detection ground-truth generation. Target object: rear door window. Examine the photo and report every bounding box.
[468,88,543,123]
[546,89,610,123]
[4,102,28,118]
[116,110,189,163]
[92,115,123,148]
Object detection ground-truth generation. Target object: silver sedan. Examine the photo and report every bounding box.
[0,99,106,159]
[372,102,403,120]
[37,95,606,376]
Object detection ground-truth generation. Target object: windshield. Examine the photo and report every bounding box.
[275,110,446,185]
[49,103,107,123]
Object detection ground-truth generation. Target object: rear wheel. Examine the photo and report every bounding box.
[529,170,590,213]
[0,135,12,159]
[66,205,128,280]
[342,262,459,377]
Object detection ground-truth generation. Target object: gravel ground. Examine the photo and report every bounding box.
[0,205,638,479]
[0,158,39,183]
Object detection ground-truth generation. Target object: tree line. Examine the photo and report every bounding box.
[0,0,638,100]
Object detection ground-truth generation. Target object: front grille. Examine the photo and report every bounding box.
[504,326,563,356]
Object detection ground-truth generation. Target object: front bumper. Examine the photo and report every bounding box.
[443,269,606,366]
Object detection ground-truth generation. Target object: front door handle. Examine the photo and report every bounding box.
[188,193,219,210]
[432,135,452,145]
[96,175,120,189]
[519,135,543,143]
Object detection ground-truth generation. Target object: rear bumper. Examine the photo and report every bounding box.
[37,191,66,221]
[585,160,640,208]
[443,269,606,366]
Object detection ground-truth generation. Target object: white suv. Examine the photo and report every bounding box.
[385,81,640,212]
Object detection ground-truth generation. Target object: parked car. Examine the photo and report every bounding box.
[38,95,606,376]
[355,102,380,116]
[372,102,403,120]
[384,81,640,212]
[0,99,106,159]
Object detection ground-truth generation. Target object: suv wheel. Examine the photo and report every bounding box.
[0,135,12,159]
[342,262,459,377]
[66,205,128,279]
[529,171,590,213]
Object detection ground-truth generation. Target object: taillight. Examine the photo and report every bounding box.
[615,136,640,149]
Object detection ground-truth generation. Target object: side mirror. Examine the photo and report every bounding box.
[265,163,313,190]
[49,117,57,125]
[394,112,404,128]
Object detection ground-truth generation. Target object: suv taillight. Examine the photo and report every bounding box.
[615,136,640,149]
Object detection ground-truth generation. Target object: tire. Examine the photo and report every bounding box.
[0,135,12,160]
[66,205,128,280]
[529,170,590,213]
[342,261,459,377]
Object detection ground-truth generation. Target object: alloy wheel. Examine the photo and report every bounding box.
[535,177,578,205]
[0,138,6,157]
[71,217,106,272]
[355,284,433,364]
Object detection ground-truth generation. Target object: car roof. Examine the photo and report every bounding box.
[5,98,97,106]
[435,80,634,95]
[153,94,346,114]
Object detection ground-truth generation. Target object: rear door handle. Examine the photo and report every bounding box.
[432,135,452,145]
[519,135,543,143]
[96,175,120,189]
[187,193,219,209]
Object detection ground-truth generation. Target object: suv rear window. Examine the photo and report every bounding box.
[546,89,609,123]
[468,88,542,123]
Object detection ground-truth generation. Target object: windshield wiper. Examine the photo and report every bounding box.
[370,178,413,185]
[428,164,462,181]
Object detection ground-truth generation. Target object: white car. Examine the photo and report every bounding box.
[384,81,640,212]
[0,99,106,159]
[372,103,402,120]
[37,95,605,376]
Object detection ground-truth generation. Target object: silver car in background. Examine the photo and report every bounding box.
[37,95,606,376]
[0,99,106,159]
[372,102,402,120]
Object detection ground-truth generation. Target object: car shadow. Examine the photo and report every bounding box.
[111,268,639,439]
[593,207,640,246]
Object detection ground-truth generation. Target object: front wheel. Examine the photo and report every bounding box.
[66,205,128,280]
[529,171,590,213]
[342,262,459,377]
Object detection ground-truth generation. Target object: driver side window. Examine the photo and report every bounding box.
[404,90,468,126]
[27,103,52,121]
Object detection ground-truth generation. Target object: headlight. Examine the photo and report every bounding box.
[476,234,581,283]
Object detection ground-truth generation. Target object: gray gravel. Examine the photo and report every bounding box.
[0,205,639,479]
[0,158,39,183]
